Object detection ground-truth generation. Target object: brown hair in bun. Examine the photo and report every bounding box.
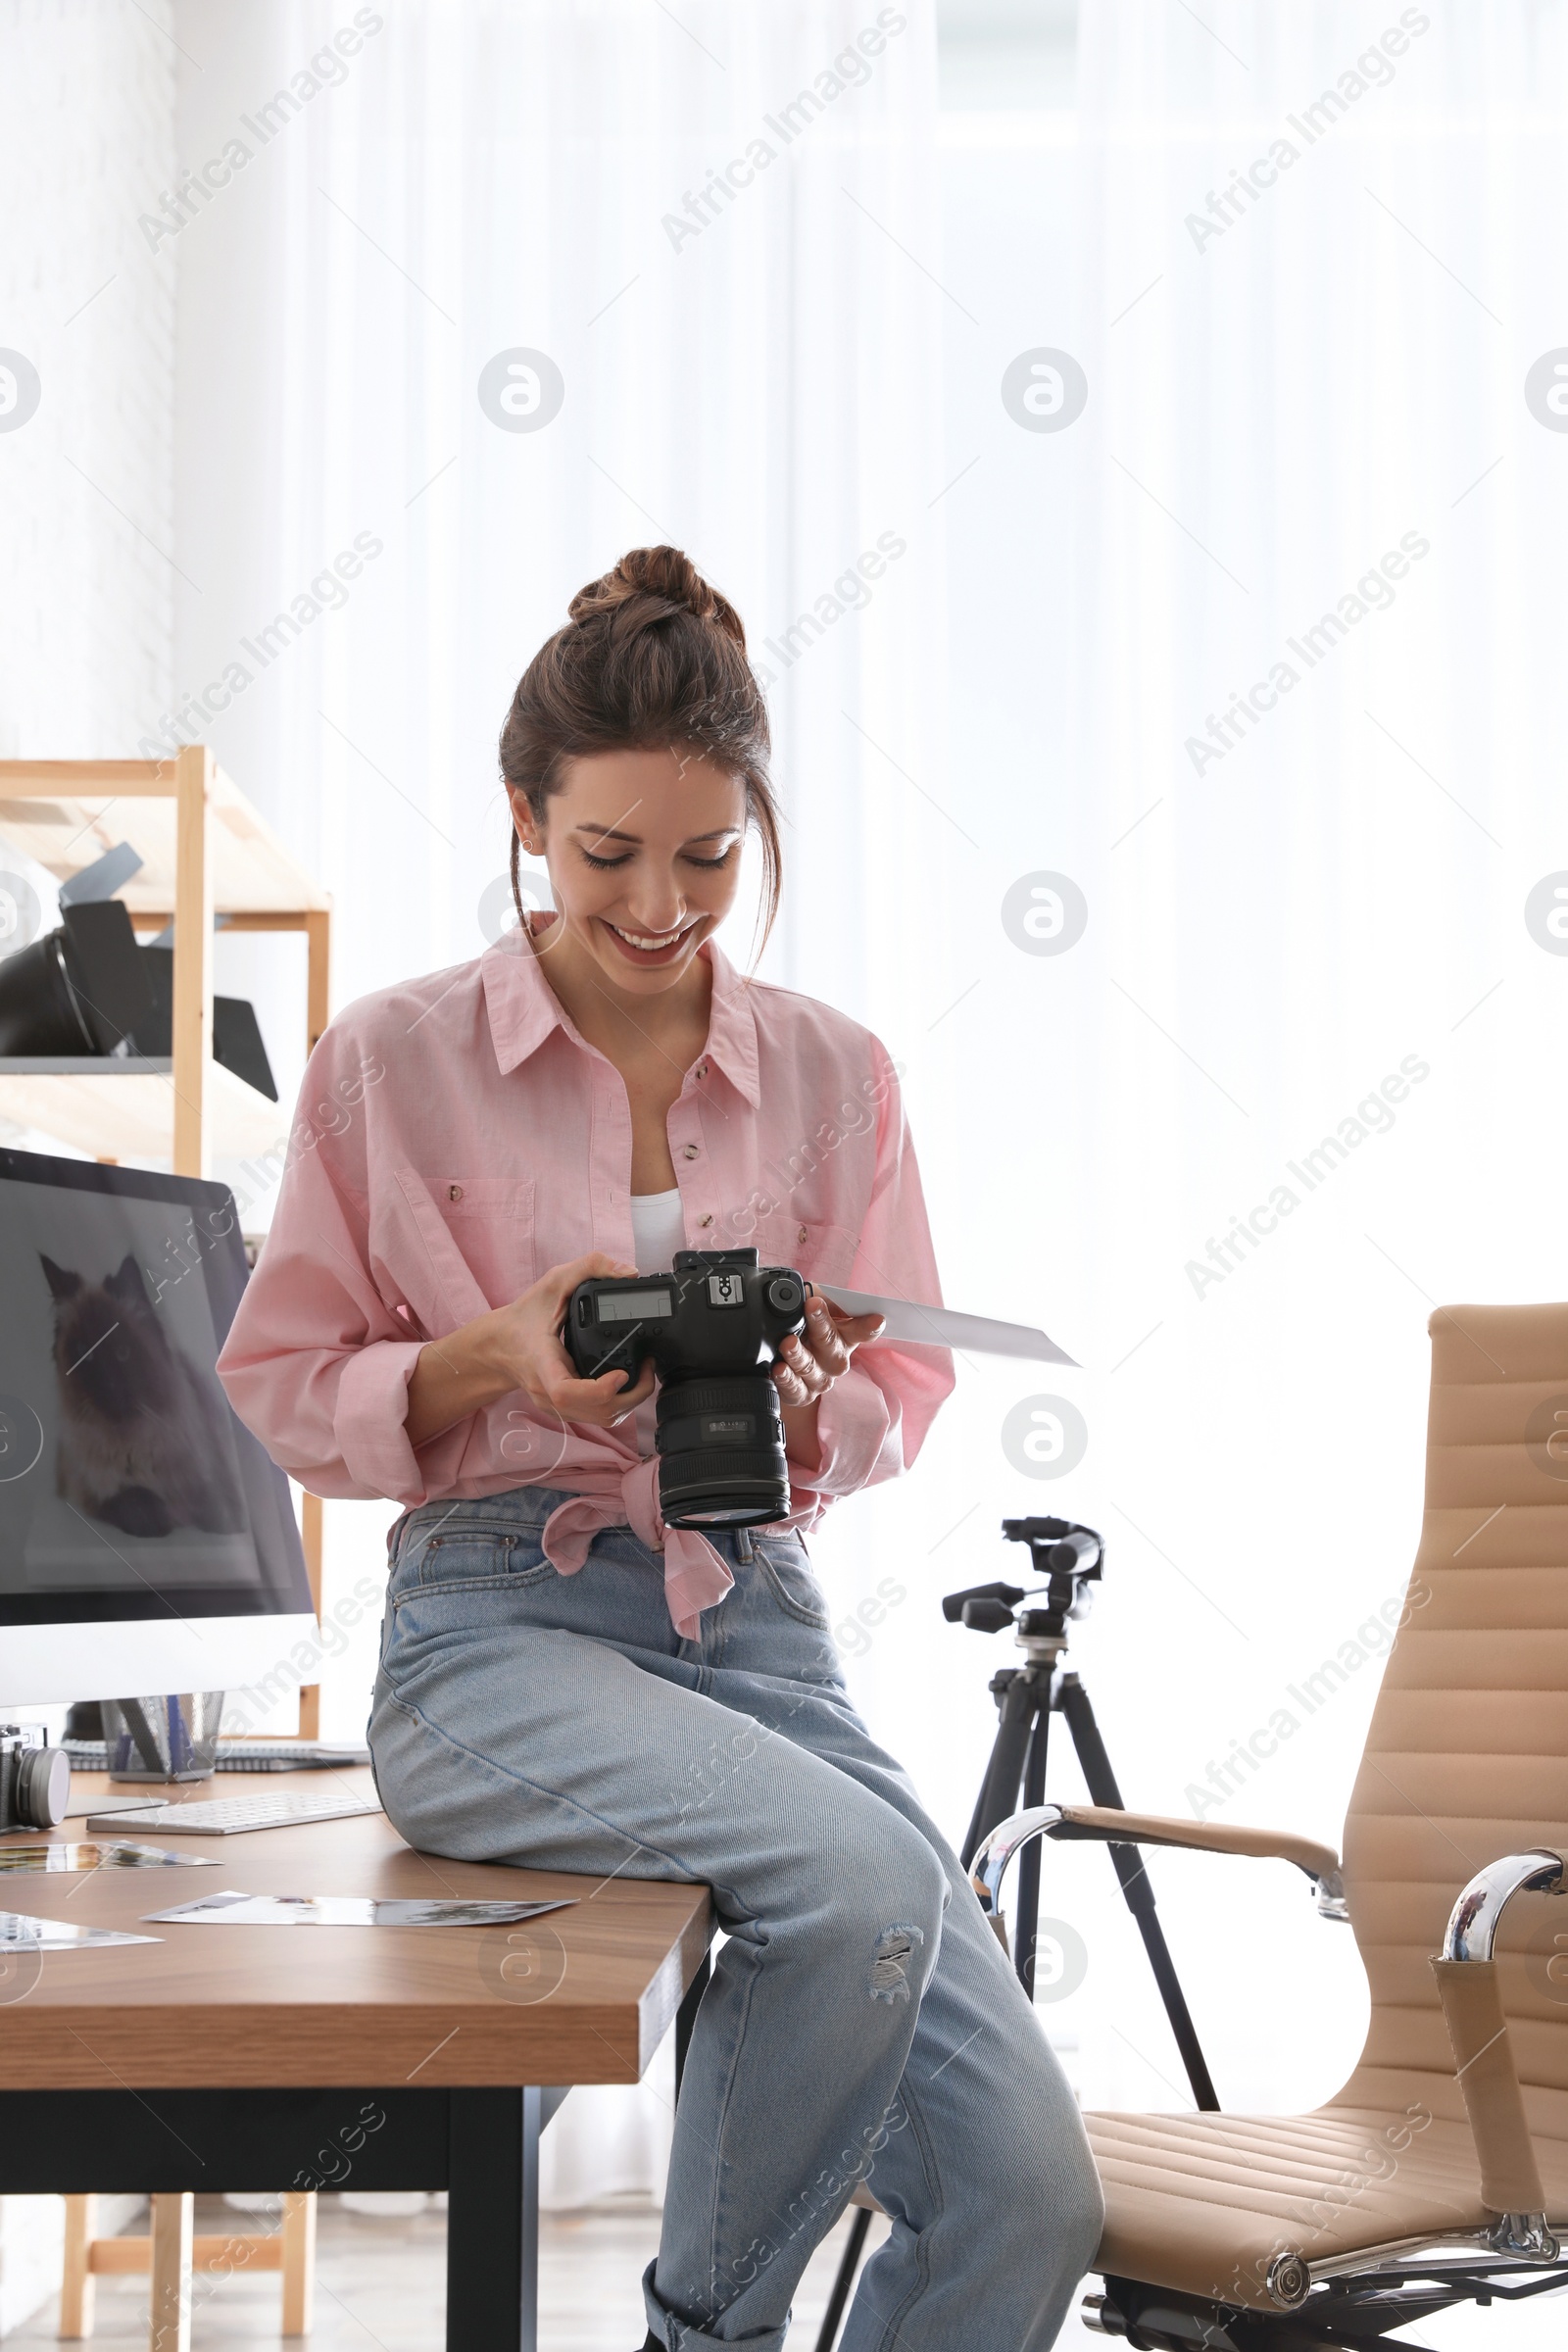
[500,546,781,948]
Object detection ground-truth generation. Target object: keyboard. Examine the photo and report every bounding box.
[66,1739,370,1773]
[83,1792,382,1837]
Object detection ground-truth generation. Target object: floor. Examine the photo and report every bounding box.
[8,2197,1565,2348]
[5,2195,890,2350]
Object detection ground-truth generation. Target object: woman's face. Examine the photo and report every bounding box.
[512,747,747,997]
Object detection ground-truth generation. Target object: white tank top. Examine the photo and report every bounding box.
[627,1190,686,1456]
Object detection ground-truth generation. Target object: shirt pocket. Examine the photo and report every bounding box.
[750,1211,858,1289]
[417,1175,537,1313]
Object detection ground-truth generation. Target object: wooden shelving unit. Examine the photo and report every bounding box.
[0,746,331,1733]
[0,745,330,1166]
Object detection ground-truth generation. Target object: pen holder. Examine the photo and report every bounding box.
[102,1692,225,1781]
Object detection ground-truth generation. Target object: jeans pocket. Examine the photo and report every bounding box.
[754,1535,831,1628]
[391,1526,553,1607]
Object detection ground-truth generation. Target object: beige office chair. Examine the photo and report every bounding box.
[971,1300,1568,2349]
[60,2189,315,2347]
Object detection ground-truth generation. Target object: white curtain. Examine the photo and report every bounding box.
[169,0,948,1067]
[136,0,1568,2178]
[169,0,944,2203]
[908,0,1568,2123]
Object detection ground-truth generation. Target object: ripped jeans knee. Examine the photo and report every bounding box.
[868,1920,925,2003]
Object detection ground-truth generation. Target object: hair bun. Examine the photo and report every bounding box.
[567,546,746,648]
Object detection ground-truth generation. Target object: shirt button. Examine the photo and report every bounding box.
[448,1184,464,1202]
[682,1144,700,1160]
[696,1061,709,1079]
[700,1213,713,1228]
[797,1224,808,1244]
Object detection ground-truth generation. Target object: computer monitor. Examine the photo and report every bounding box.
[0,1146,316,1705]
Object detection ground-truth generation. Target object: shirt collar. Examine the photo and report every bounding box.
[702,935,761,1106]
[481,920,761,1106]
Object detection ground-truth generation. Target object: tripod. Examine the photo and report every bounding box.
[952,1517,1216,2107]
[812,1516,1217,2352]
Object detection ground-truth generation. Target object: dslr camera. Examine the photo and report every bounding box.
[565,1248,808,1528]
[0,1723,71,1832]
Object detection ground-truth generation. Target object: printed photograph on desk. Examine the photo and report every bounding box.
[143,1891,579,1927]
[1,1908,159,1949]
[0,1839,217,1872]
[0,1162,285,1614]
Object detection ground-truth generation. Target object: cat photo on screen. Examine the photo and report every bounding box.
[40,1251,245,1540]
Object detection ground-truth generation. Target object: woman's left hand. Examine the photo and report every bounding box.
[771,1294,885,1410]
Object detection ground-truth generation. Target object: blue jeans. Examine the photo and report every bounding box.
[368,1488,1102,2351]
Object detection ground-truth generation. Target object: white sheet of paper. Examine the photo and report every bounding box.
[65,1793,172,1820]
[816,1286,1079,1366]
[143,1891,578,1928]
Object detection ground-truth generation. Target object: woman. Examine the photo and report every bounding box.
[219,547,1101,2352]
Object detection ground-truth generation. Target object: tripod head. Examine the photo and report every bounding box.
[942,1516,1104,1656]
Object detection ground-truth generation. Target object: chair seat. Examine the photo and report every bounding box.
[1086,2103,1565,2310]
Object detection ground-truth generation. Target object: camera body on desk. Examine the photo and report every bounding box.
[565,1249,808,1529]
[0,1722,70,1831]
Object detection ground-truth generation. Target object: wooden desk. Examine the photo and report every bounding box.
[0,1771,711,2350]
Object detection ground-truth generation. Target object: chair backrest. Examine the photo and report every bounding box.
[1332,1302,1568,2179]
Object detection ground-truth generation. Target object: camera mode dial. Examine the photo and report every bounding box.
[766,1276,804,1314]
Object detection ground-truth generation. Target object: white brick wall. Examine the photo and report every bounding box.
[0,0,177,758]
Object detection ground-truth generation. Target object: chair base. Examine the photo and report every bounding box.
[1087,2243,1568,2352]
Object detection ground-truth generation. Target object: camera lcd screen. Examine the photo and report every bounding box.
[595,1288,672,1323]
[0,1149,311,1626]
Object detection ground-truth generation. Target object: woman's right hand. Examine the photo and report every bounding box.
[404,1253,655,1449]
[475,1253,658,1427]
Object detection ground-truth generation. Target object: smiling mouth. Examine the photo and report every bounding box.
[600,917,702,962]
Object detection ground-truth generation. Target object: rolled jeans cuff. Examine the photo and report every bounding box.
[642,2259,788,2352]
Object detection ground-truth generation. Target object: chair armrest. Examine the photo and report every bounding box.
[1049,1803,1340,1885]
[970,1802,1346,1920]
[1431,1845,1566,2259]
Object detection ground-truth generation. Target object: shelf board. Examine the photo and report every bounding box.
[0,760,328,919]
[0,1056,176,1072]
[0,1056,285,1164]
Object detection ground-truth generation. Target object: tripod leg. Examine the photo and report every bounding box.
[813,2207,872,2352]
[1014,1702,1052,1997]
[1058,1676,1220,2112]
[959,1672,1041,1870]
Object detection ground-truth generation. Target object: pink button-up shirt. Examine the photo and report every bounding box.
[217,925,954,1635]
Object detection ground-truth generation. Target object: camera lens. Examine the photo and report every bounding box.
[15,1744,69,1829]
[655,1373,790,1527]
